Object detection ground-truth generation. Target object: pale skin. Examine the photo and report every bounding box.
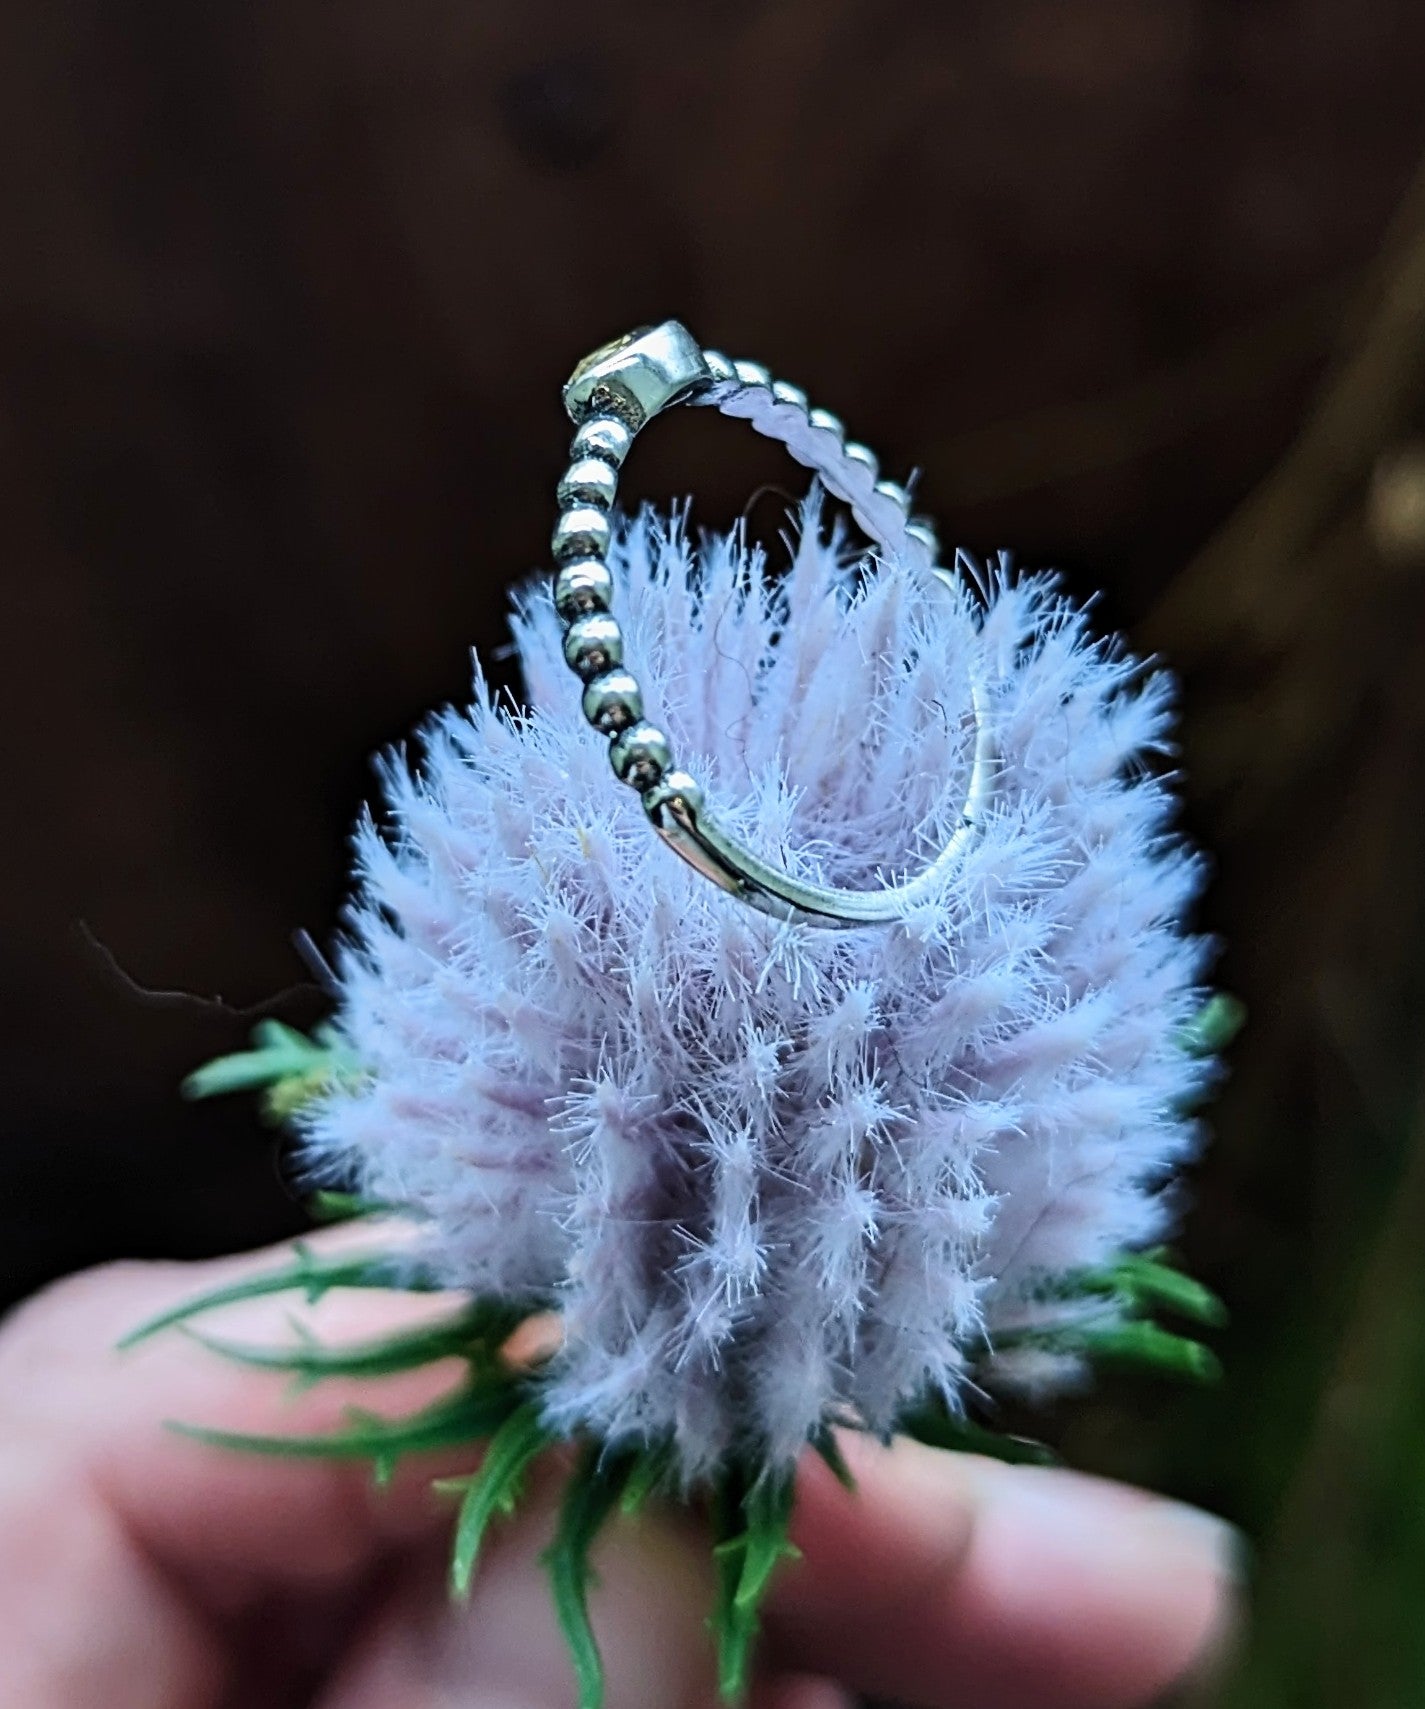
[0,1226,1239,1709]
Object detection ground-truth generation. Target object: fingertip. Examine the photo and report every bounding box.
[958,1459,1242,1708]
[749,1673,853,1709]
[774,1434,1242,1709]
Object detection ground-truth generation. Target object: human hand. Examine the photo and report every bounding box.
[0,1229,1239,1709]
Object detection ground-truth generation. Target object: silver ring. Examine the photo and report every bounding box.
[551,321,992,929]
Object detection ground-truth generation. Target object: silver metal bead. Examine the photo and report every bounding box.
[551,323,998,929]
[643,768,705,826]
[552,506,611,563]
[609,721,673,791]
[563,613,624,680]
[557,457,618,511]
[843,441,879,482]
[905,515,939,555]
[582,670,644,733]
[571,416,634,467]
[553,559,614,621]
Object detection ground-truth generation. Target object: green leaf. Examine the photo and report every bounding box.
[1047,1250,1227,1328]
[183,1020,365,1122]
[544,1444,634,1709]
[1178,993,1246,1056]
[983,1308,1221,1385]
[1071,1320,1223,1383]
[898,1399,1058,1466]
[118,1242,438,1350]
[619,1440,676,1517]
[183,1020,331,1099]
[166,1374,524,1483]
[307,1190,364,1223]
[809,1426,857,1491]
[709,1466,754,1705]
[307,1190,391,1223]
[1103,1253,1228,1328]
[733,1476,800,1611]
[709,1464,800,1701]
[438,1400,553,1597]
[707,1473,749,1702]
[187,1298,531,1388]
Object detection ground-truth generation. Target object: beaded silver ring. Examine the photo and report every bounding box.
[552,321,992,929]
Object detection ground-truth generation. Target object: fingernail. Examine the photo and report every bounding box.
[1138,1495,1249,1586]
[994,1468,1245,1588]
[977,1468,1245,1701]
[1138,1501,1248,1701]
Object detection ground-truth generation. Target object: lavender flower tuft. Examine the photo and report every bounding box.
[303,498,1213,1480]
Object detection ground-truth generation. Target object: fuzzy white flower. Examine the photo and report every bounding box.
[305,498,1212,1479]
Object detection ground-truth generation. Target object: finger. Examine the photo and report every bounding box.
[314,1475,721,1709]
[316,1498,855,1709]
[768,1432,1241,1709]
[0,1226,476,1602]
[0,1442,222,1709]
[748,1676,852,1709]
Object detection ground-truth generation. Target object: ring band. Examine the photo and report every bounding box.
[552,321,992,929]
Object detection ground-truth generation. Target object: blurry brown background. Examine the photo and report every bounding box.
[7,4,1425,1703]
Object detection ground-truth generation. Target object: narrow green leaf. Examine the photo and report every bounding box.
[809,1427,857,1491]
[182,1051,303,1101]
[184,1020,366,1121]
[307,1190,396,1223]
[898,1401,1058,1466]
[1106,1254,1228,1328]
[263,1070,350,1123]
[440,1400,553,1597]
[1178,993,1245,1056]
[709,1465,755,1704]
[707,1463,799,1700]
[544,1444,633,1709]
[619,1440,675,1517]
[187,1301,527,1386]
[732,1473,799,1611]
[166,1375,524,1473]
[117,1244,438,1350]
[1025,1249,1227,1328]
[1073,1320,1223,1383]
[183,1021,329,1100]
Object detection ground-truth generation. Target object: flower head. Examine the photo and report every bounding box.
[305,499,1212,1479]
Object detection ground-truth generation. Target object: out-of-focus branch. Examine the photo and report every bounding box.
[1220,1066,1425,1709]
[924,276,1351,507]
[1137,156,1425,1121]
[1148,157,1425,664]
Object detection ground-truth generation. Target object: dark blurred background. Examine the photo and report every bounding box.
[7,3,1425,1704]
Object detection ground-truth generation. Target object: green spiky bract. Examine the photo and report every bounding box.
[117,1242,443,1349]
[151,997,1235,1706]
[1178,992,1246,1059]
[898,1401,1060,1465]
[169,1374,526,1484]
[709,1464,800,1702]
[809,1425,858,1490]
[440,1400,554,1596]
[182,1019,366,1123]
[546,1445,639,1709]
[186,1304,528,1389]
[618,1439,676,1516]
[980,1248,1229,1387]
